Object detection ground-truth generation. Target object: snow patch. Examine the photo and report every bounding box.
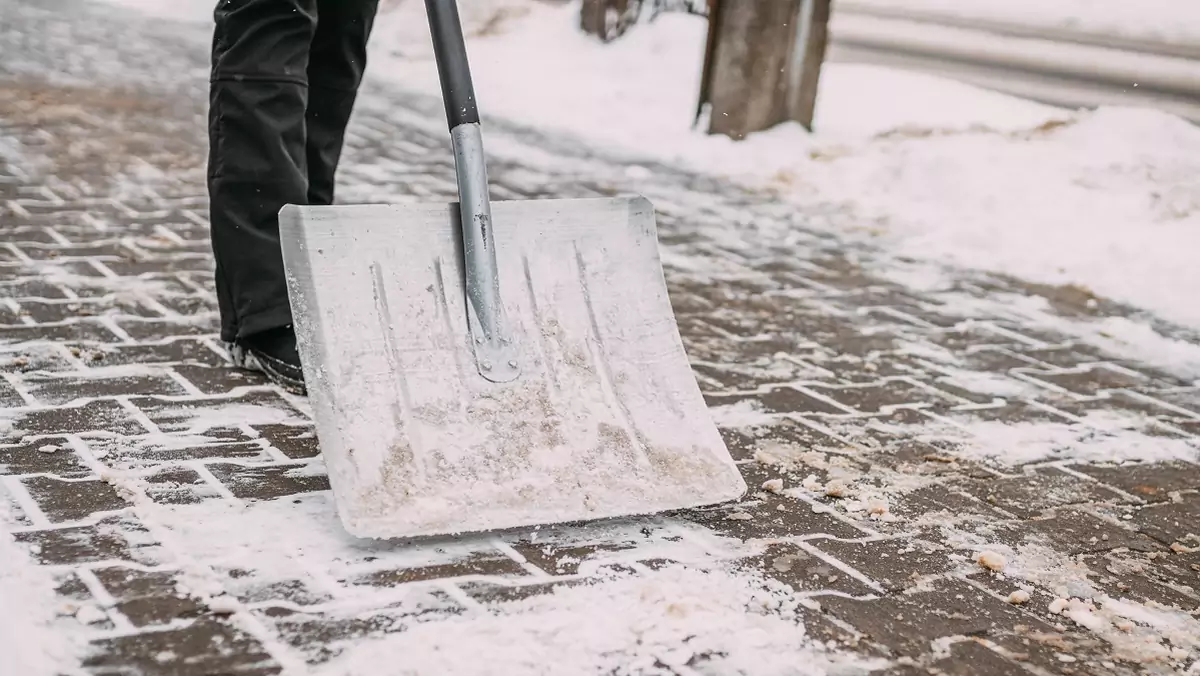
[920,415,1199,466]
[0,499,88,675]
[318,564,879,676]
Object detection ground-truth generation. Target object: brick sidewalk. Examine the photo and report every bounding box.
[2,1,1199,674]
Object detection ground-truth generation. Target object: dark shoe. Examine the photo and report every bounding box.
[228,326,307,395]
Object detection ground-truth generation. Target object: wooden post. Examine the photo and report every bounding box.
[580,0,644,42]
[698,0,833,138]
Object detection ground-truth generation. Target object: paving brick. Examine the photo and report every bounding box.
[739,542,875,596]
[115,316,218,340]
[820,578,1053,658]
[347,550,529,588]
[1,399,148,442]
[22,475,127,522]
[706,387,852,416]
[93,566,207,627]
[0,319,124,346]
[19,367,188,404]
[140,465,221,505]
[156,292,219,316]
[684,494,869,542]
[460,576,599,604]
[922,639,1034,676]
[207,463,330,500]
[716,417,854,463]
[956,468,1131,519]
[1021,366,1151,397]
[1071,461,1200,501]
[172,362,264,394]
[0,437,92,477]
[85,618,282,675]
[15,515,165,566]
[253,424,319,460]
[1128,495,1200,546]
[1025,509,1160,555]
[88,338,227,367]
[1147,388,1200,416]
[18,297,154,323]
[104,439,273,468]
[893,484,1004,523]
[262,591,461,665]
[1079,552,1199,611]
[1,344,78,372]
[132,392,303,441]
[938,401,1077,426]
[808,380,965,414]
[813,538,955,592]
[221,567,332,607]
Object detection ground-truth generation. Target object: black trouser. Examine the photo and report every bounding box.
[207,0,380,343]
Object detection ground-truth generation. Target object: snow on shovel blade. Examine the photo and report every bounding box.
[279,196,747,539]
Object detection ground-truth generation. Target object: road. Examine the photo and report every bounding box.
[827,3,1200,123]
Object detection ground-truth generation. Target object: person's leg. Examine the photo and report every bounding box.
[306,0,381,206]
[208,0,317,392]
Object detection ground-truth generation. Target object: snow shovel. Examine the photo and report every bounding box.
[277,0,747,539]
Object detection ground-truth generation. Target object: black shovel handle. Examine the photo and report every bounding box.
[425,0,481,130]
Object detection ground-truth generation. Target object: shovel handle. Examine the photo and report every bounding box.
[425,0,520,384]
[425,0,480,130]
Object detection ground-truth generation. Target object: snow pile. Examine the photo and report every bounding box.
[840,0,1200,47]
[0,501,87,676]
[319,565,856,676]
[841,107,1200,332]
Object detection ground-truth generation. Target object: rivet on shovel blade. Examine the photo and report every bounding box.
[481,361,492,371]
[507,360,517,368]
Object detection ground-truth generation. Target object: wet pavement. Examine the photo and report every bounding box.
[2,1,1199,674]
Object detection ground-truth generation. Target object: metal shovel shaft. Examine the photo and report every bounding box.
[425,0,519,382]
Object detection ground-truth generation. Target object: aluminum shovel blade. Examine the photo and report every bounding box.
[279,196,747,539]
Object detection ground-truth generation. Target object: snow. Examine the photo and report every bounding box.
[319,565,858,676]
[96,0,1200,335]
[362,1,1200,334]
[919,415,1200,467]
[985,542,1200,666]
[91,490,883,675]
[0,500,86,676]
[839,0,1200,47]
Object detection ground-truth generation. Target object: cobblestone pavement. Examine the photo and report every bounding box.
[3,1,1200,675]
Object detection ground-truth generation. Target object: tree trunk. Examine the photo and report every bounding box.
[698,0,833,138]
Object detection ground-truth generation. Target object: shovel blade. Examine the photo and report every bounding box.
[279,196,746,539]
